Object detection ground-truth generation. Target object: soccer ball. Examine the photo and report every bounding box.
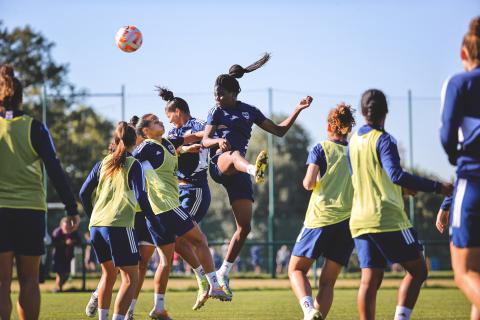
[115,26,142,53]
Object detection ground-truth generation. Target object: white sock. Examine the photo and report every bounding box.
[394,306,412,320]
[193,266,206,281]
[299,296,314,317]
[92,288,99,298]
[246,164,256,176]
[98,308,109,320]
[206,271,220,289]
[112,314,125,320]
[217,260,233,277]
[128,298,137,312]
[154,293,165,311]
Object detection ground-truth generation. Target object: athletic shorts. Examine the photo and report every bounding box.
[90,226,139,267]
[146,207,195,246]
[450,177,480,248]
[354,228,423,269]
[292,219,354,266]
[135,212,155,246]
[209,153,254,204]
[0,208,45,255]
[179,183,211,223]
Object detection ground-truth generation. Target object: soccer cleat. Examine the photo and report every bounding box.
[126,309,134,320]
[216,273,233,301]
[149,309,172,320]
[254,150,268,184]
[209,287,230,301]
[192,278,209,310]
[304,309,323,320]
[85,292,98,317]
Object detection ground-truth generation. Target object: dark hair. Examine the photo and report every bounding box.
[0,65,23,114]
[360,89,388,126]
[135,113,155,138]
[104,121,136,178]
[328,103,356,136]
[463,16,480,61]
[215,53,271,94]
[129,115,139,128]
[155,86,190,115]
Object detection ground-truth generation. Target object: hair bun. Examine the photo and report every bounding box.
[228,64,246,79]
[156,86,175,102]
[468,16,480,37]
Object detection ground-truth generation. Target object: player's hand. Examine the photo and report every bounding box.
[185,144,202,153]
[436,208,449,234]
[438,182,454,197]
[219,139,231,152]
[66,215,80,231]
[296,96,313,111]
[403,188,418,196]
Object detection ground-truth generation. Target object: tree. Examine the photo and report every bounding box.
[0,21,113,207]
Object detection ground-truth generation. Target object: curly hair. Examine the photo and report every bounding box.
[327,103,356,136]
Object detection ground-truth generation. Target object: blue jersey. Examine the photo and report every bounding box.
[206,101,267,156]
[168,117,208,185]
[133,137,183,169]
[440,66,480,178]
[347,125,440,192]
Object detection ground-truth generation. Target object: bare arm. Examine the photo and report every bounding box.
[202,124,230,151]
[258,96,313,137]
[183,130,204,144]
[303,163,320,190]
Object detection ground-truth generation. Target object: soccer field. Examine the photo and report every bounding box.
[11,288,470,319]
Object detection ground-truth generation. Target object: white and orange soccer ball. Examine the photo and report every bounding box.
[115,26,142,53]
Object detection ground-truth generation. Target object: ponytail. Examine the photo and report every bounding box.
[155,86,190,115]
[215,52,271,94]
[0,65,23,114]
[463,16,480,61]
[360,89,388,126]
[104,121,136,178]
[328,103,356,137]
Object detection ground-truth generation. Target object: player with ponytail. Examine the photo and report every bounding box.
[79,122,159,320]
[436,16,480,320]
[0,65,80,320]
[202,53,313,299]
[289,103,356,320]
[132,108,228,319]
[348,89,453,320]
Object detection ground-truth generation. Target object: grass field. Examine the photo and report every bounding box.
[10,287,471,319]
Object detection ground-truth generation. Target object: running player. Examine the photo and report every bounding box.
[133,113,227,319]
[348,89,453,320]
[161,87,214,310]
[79,122,160,320]
[202,53,313,299]
[437,16,480,320]
[289,103,356,320]
[0,65,80,320]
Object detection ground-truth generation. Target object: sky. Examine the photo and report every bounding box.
[2,0,479,180]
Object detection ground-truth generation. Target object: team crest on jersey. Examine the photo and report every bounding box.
[167,145,175,154]
[242,112,250,120]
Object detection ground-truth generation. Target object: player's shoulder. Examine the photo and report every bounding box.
[378,130,397,146]
[444,68,480,90]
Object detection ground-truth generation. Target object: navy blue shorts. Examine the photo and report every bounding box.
[354,228,423,269]
[179,183,211,223]
[0,208,45,255]
[90,226,139,267]
[209,153,254,204]
[146,207,195,246]
[450,178,480,248]
[135,212,154,246]
[292,219,354,266]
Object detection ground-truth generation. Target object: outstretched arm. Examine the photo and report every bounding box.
[258,96,313,137]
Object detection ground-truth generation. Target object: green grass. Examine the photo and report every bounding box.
[11,288,471,319]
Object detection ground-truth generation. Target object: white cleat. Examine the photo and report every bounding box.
[85,293,98,317]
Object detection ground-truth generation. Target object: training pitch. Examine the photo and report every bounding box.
[11,287,470,319]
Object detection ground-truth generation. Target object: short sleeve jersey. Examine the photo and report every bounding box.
[206,101,266,156]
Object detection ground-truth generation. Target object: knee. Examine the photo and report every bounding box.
[236,224,251,237]
[410,264,428,283]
